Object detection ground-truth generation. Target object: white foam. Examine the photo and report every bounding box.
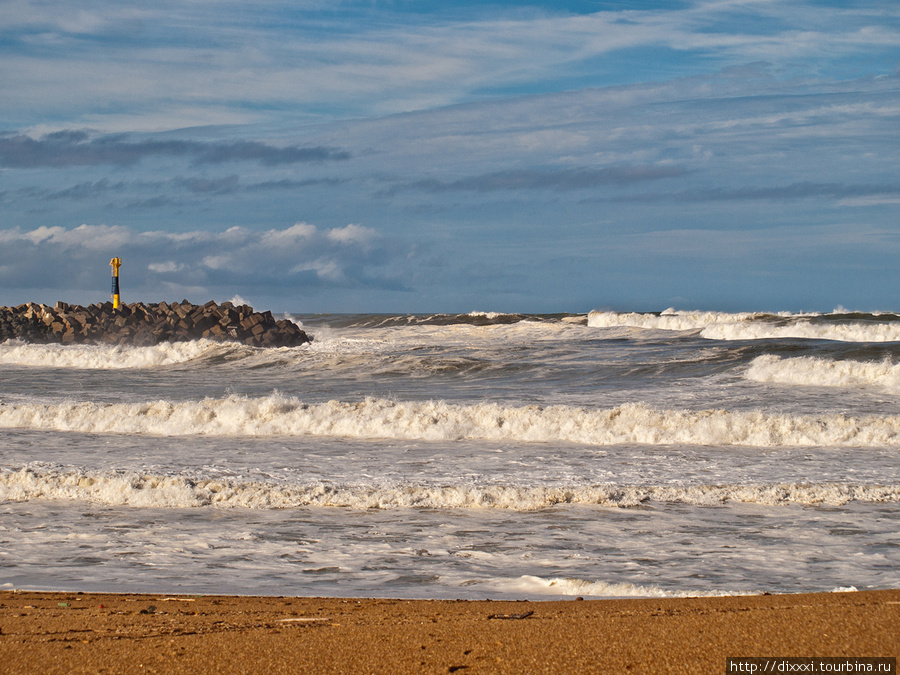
[0,339,230,369]
[588,309,771,332]
[466,311,509,319]
[500,575,754,598]
[303,334,392,356]
[1,468,896,509]
[701,322,900,343]
[746,355,900,392]
[587,309,900,342]
[0,395,898,447]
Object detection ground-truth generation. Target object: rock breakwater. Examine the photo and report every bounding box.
[0,300,310,347]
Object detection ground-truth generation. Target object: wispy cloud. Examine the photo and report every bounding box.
[602,223,900,259]
[3,1,898,129]
[0,132,350,168]
[612,182,900,204]
[385,165,690,195]
[42,178,128,200]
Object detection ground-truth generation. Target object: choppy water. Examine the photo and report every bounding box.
[1,308,898,599]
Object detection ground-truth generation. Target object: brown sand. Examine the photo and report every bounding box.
[1,589,897,674]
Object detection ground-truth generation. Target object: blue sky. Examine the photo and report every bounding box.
[1,0,899,313]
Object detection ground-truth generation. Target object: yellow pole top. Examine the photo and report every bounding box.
[110,257,122,274]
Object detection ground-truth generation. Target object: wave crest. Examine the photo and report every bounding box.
[588,309,770,332]
[1,395,900,446]
[746,355,900,391]
[0,339,237,369]
[588,310,900,342]
[1,468,896,509]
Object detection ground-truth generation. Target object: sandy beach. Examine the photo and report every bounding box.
[1,589,897,674]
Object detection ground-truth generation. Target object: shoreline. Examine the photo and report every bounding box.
[2,589,897,674]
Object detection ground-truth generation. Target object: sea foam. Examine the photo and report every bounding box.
[588,309,900,342]
[500,575,753,598]
[1,395,900,446]
[746,355,900,391]
[587,309,770,332]
[0,339,232,369]
[1,467,896,509]
[701,322,900,343]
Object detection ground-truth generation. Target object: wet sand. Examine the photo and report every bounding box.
[1,589,897,674]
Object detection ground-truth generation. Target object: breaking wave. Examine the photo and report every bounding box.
[746,355,900,391]
[300,312,582,329]
[1,467,896,509]
[588,309,900,343]
[588,309,774,332]
[701,322,900,343]
[500,575,753,598]
[0,339,238,369]
[1,394,899,447]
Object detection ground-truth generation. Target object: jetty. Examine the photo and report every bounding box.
[0,300,310,347]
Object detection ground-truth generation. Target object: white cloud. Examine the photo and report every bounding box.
[291,258,346,283]
[260,222,318,248]
[148,261,183,273]
[144,230,218,244]
[22,226,66,244]
[19,224,132,249]
[202,255,232,270]
[0,221,399,304]
[326,223,375,244]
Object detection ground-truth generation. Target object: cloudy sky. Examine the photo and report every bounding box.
[2,0,899,313]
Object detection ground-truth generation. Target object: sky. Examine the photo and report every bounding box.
[1,0,899,314]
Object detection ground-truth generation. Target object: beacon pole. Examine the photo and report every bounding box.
[110,257,122,309]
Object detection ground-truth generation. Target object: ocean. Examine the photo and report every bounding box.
[1,308,898,600]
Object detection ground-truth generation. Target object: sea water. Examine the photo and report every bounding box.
[0,309,897,599]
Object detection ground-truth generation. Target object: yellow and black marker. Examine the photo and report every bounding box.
[110,257,122,309]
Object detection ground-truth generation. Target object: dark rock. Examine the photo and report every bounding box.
[0,301,311,347]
